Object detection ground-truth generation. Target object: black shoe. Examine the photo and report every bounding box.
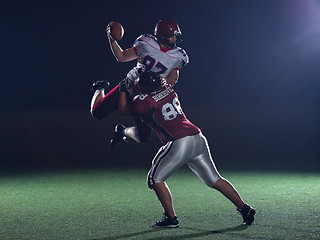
[152,212,179,228]
[92,80,110,92]
[109,124,127,149]
[237,204,256,225]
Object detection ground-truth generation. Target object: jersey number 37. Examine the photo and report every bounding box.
[143,55,168,74]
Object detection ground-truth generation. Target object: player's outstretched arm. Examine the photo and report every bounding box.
[106,26,137,62]
[108,39,137,62]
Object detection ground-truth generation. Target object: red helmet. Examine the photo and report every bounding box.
[154,19,182,47]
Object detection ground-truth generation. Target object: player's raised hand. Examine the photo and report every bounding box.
[106,23,113,40]
[106,21,124,41]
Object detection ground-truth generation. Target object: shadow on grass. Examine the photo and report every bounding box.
[90,228,163,240]
[93,224,248,240]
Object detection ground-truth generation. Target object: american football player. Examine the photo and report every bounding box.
[90,19,189,120]
[110,71,256,228]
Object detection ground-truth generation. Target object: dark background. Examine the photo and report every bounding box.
[1,0,319,171]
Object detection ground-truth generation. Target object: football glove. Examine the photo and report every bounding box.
[119,77,133,92]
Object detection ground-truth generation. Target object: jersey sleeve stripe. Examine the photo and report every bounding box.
[132,46,138,55]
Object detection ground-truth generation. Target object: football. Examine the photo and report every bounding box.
[109,21,124,41]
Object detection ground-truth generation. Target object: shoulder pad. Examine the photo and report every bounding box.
[177,47,187,58]
[134,34,158,49]
[136,34,156,42]
[175,47,189,66]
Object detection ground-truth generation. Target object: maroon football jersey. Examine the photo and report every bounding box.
[132,84,200,144]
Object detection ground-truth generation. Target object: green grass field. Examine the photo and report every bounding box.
[0,168,319,240]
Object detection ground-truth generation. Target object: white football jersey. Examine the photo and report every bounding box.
[126,34,189,81]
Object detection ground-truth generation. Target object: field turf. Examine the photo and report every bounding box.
[0,168,319,240]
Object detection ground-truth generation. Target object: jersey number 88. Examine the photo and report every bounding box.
[162,98,183,120]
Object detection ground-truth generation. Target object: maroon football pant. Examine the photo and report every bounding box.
[91,85,120,120]
[90,84,153,143]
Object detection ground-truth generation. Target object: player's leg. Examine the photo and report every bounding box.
[186,133,243,207]
[147,137,195,227]
[187,133,255,225]
[212,177,255,224]
[109,117,153,149]
[151,182,179,228]
[153,182,175,218]
[186,134,222,187]
[147,137,193,189]
[132,117,153,143]
[90,83,120,120]
[91,89,104,110]
[90,80,110,109]
[124,126,139,142]
[212,178,244,208]
[188,155,245,209]
[122,121,152,143]
[147,143,178,227]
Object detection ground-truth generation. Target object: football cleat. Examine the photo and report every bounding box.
[92,80,110,92]
[237,204,256,225]
[152,212,179,228]
[109,124,127,149]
